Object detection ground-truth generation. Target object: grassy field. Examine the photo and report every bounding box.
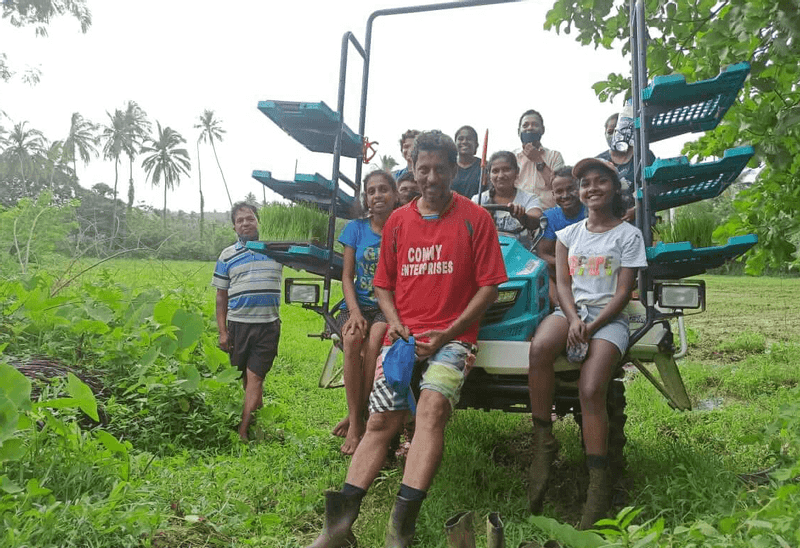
[2,263,799,547]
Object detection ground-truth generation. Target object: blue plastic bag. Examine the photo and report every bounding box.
[382,336,417,413]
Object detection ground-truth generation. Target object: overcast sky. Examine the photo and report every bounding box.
[2,0,686,214]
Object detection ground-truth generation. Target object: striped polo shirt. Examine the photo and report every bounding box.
[211,241,282,323]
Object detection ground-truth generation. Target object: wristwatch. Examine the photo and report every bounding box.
[535,161,546,172]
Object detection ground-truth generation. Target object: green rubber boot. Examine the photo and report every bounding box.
[385,495,423,548]
[487,512,505,548]
[444,511,475,548]
[307,490,361,548]
[527,421,560,514]
[579,465,611,530]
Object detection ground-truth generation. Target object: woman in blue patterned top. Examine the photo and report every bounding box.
[333,170,399,454]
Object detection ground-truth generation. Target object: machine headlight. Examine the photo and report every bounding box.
[496,289,519,305]
[285,279,321,305]
[656,280,705,310]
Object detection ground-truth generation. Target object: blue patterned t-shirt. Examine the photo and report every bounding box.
[339,218,382,309]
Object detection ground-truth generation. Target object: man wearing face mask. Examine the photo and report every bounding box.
[515,109,565,210]
[212,202,283,442]
[596,110,655,222]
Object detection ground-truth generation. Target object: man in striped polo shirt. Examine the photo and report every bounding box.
[212,202,282,442]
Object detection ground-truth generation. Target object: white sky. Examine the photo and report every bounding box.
[2,0,686,214]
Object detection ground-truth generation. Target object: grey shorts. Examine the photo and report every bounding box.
[368,341,475,414]
[551,305,629,356]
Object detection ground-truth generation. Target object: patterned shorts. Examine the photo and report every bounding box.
[368,341,474,414]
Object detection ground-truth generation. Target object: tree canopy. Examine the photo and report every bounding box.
[1,0,92,83]
[545,0,800,272]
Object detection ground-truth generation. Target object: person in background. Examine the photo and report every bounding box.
[331,170,398,455]
[307,131,507,548]
[515,109,565,210]
[597,112,655,222]
[537,166,586,308]
[396,171,420,206]
[526,158,647,529]
[472,150,542,249]
[392,129,420,181]
[451,125,482,199]
[212,203,282,442]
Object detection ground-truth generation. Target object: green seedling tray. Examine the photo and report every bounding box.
[646,234,757,278]
[252,170,355,219]
[639,146,754,211]
[246,241,344,280]
[257,100,362,157]
[641,62,750,142]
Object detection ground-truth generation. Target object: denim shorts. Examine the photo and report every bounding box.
[551,304,630,355]
[368,341,474,414]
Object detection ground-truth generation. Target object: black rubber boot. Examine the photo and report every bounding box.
[579,465,611,530]
[307,490,361,548]
[385,495,423,548]
[444,511,475,548]
[527,421,560,514]
[487,512,505,548]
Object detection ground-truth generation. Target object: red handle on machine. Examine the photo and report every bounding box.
[362,138,378,164]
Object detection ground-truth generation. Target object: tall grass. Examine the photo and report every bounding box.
[654,202,718,248]
[258,202,344,243]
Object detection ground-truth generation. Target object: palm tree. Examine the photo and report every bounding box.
[44,140,66,187]
[141,122,191,228]
[3,121,46,196]
[62,112,99,180]
[378,154,399,172]
[195,137,205,237]
[195,109,232,208]
[122,101,151,212]
[101,108,127,232]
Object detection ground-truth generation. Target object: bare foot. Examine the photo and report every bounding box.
[332,416,349,438]
[340,421,365,455]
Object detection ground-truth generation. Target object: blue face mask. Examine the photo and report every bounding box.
[382,336,417,413]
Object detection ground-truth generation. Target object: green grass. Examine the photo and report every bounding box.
[2,267,800,547]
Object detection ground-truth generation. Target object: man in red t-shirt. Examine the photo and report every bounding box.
[307,131,507,548]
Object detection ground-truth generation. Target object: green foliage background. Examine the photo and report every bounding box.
[1,260,799,547]
[544,0,800,273]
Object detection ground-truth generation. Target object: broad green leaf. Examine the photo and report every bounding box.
[25,478,52,497]
[71,318,111,335]
[0,363,32,410]
[67,373,99,422]
[215,367,241,384]
[140,345,159,367]
[204,343,229,374]
[528,514,605,547]
[259,513,281,528]
[84,302,114,323]
[178,364,201,392]
[96,430,127,456]
[153,297,179,326]
[172,309,204,350]
[0,475,23,494]
[0,364,31,441]
[0,438,26,462]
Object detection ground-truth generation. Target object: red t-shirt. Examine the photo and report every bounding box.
[374,193,508,345]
